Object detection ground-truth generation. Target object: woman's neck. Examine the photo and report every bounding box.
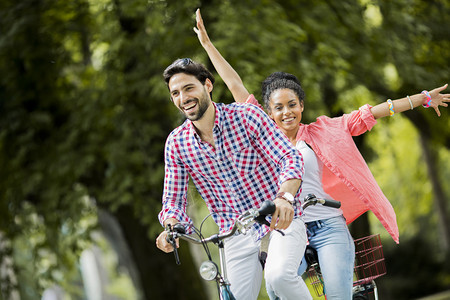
[284,127,299,146]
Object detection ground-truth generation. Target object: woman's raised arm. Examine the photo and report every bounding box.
[194,9,250,103]
[370,84,449,119]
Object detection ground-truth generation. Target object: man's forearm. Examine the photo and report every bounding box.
[277,178,302,200]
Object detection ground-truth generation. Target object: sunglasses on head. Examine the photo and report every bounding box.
[178,57,193,66]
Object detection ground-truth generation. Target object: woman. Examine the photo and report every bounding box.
[194,8,449,300]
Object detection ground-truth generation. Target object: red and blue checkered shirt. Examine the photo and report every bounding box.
[158,101,304,240]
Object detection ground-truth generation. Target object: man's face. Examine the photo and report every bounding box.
[168,73,212,121]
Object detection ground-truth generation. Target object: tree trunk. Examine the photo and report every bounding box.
[96,209,142,298]
[108,205,208,300]
[403,110,450,251]
[418,133,450,251]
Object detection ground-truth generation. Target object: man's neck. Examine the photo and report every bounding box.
[193,103,216,147]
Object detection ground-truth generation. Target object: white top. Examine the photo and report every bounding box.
[297,140,343,223]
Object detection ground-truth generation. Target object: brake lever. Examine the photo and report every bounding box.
[166,224,181,265]
[254,215,285,236]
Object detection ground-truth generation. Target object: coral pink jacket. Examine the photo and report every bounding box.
[247,95,399,243]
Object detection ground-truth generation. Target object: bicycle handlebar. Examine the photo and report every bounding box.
[168,195,340,245]
[166,200,276,264]
[302,193,341,210]
[166,195,340,265]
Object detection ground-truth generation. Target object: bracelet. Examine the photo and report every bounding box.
[407,95,413,110]
[421,90,432,108]
[387,99,395,116]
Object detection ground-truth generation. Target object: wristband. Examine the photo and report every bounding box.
[421,90,432,108]
[387,99,395,116]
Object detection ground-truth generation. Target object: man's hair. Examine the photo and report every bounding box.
[163,58,215,86]
[261,72,305,110]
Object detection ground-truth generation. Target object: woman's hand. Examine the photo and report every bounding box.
[192,8,250,103]
[428,83,449,117]
[194,9,211,48]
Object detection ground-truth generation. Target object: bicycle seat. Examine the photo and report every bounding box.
[304,245,319,267]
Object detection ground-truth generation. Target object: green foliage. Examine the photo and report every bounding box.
[368,116,432,239]
[381,234,450,299]
[0,0,448,298]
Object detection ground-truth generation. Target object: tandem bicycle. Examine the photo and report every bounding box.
[165,195,342,299]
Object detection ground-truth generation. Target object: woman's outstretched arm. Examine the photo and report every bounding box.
[370,84,449,119]
[194,9,250,103]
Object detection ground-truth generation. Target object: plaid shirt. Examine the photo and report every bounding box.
[158,102,304,240]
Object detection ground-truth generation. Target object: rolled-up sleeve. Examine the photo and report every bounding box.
[245,94,264,110]
[343,104,377,136]
[158,135,192,227]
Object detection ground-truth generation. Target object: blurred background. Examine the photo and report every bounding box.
[0,0,449,299]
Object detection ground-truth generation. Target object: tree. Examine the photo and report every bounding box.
[1,0,448,299]
[0,0,206,298]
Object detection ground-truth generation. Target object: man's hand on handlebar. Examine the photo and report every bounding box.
[270,198,294,230]
[156,230,179,253]
[156,218,179,253]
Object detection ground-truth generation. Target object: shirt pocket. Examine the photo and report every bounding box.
[232,146,260,175]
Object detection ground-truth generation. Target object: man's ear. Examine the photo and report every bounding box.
[204,78,213,93]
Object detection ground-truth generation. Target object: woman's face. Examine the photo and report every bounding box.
[268,88,304,135]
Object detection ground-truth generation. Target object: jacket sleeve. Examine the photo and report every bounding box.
[342,104,377,136]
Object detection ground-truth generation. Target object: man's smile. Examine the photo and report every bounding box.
[182,100,198,113]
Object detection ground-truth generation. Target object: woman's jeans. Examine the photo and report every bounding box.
[266,215,355,300]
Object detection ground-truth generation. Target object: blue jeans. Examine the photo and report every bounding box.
[266,215,355,300]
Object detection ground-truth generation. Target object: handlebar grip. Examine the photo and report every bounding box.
[258,200,276,216]
[323,199,341,208]
[172,223,186,234]
[165,224,182,265]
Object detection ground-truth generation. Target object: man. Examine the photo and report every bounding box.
[156,58,311,299]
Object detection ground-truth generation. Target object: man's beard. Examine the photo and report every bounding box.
[182,90,210,121]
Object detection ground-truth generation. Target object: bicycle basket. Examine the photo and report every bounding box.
[305,234,387,297]
[353,234,386,286]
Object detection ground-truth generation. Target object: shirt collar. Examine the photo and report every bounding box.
[212,102,222,134]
